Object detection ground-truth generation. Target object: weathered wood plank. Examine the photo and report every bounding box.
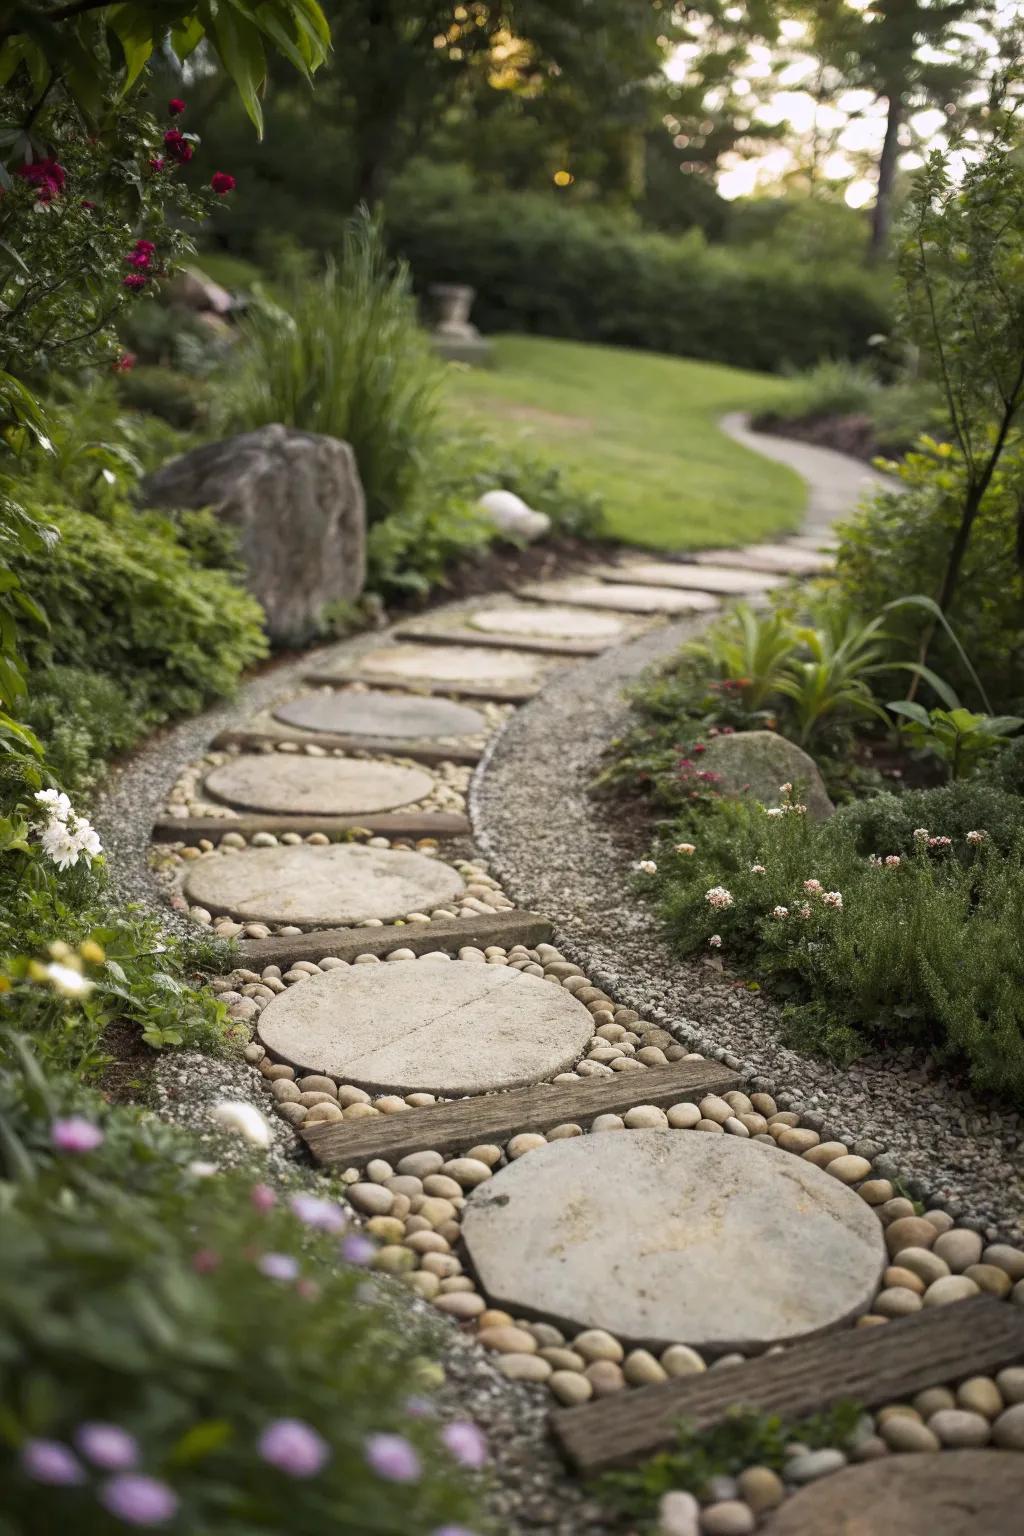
[552,1295,1024,1473]
[303,670,543,704]
[237,909,553,969]
[210,726,482,766]
[300,1058,741,1169]
[152,811,470,844]
[394,623,610,658]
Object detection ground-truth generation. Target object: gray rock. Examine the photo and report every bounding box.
[274,689,485,741]
[700,730,834,821]
[204,754,435,816]
[142,423,365,646]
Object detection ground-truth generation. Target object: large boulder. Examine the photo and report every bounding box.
[701,729,834,821]
[142,424,366,646]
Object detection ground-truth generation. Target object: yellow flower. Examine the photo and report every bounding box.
[0,975,11,993]
[79,939,106,966]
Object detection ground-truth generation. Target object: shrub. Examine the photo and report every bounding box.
[116,365,210,429]
[832,782,1024,857]
[0,1063,481,1536]
[385,164,891,373]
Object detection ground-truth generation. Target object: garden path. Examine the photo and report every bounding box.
[106,435,1024,1534]
[720,411,893,533]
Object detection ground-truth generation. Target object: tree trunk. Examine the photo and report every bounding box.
[869,92,903,264]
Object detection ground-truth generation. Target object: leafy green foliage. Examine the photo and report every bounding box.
[833,780,1024,856]
[0,1052,480,1535]
[888,701,1022,778]
[597,1402,863,1525]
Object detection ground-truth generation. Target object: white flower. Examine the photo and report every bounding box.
[797,903,812,919]
[705,885,734,909]
[750,864,766,875]
[779,782,793,795]
[884,855,901,867]
[34,788,72,820]
[71,816,102,860]
[708,934,722,948]
[913,827,929,843]
[674,843,696,856]
[771,905,789,920]
[966,829,987,845]
[633,859,658,875]
[187,1160,220,1179]
[33,794,103,870]
[45,962,94,999]
[803,879,822,893]
[40,819,82,871]
[821,890,843,910]
[765,807,784,818]
[211,1101,272,1148]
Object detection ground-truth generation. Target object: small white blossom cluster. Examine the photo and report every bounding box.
[674,842,696,856]
[799,877,843,910]
[765,783,808,817]
[869,854,902,868]
[771,905,789,920]
[708,934,722,949]
[33,789,102,871]
[967,829,988,844]
[750,863,766,875]
[705,885,734,909]
[633,859,658,875]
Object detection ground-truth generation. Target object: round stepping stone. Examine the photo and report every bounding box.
[469,606,625,641]
[183,843,465,927]
[604,562,779,594]
[760,1452,1024,1536]
[203,755,436,816]
[257,963,595,1095]
[520,581,718,615]
[273,690,486,740]
[345,644,545,686]
[461,1130,886,1351]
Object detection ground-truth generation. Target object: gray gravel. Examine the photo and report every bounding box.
[473,619,1024,1246]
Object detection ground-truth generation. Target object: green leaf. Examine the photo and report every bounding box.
[888,700,932,727]
[168,1418,233,1466]
[883,595,991,714]
[207,5,269,136]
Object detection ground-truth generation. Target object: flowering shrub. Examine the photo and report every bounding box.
[649,786,1024,1098]
[0,1063,480,1536]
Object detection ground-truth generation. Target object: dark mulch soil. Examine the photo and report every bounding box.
[99,1016,157,1104]
[395,533,623,611]
[753,411,891,464]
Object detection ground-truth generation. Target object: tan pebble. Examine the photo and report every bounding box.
[397,1150,444,1178]
[305,1101,343,1123]
[696,1118,724,1133]
[932,1228,983,1272]
[851,1436,888,1461]
[883,1266,925,1295]
[923,1274,980,1306]
[957,1377,1004,1418]
[390,1193,411,1220]
[422,1173,462,1200]
[343,1103,379,1120]
[420,1253,462,1280]
[406,1270,441,1300]
[526,1322,564,1348]
[365,1216,405,1243]
[894,1247,950,1285]
[338,1085,371,1107]
[660,1344,705,1376]
[723,1116,749,1137]
[403,1215,431,1235]
[964,1263,1012,1298]
[993,1403,1024,1449]
[923,1209,954,1233]
[750,1094,777,1117]
[636,1047,669,1067]
[997,1366,1024,1403]
[298,1092,336,1109]
[984,1244,1024,1282]
[622,1349,667,1386]
[739,1112,769,1136]
[540,1347,586,1372]
[478,1326,537,1354]
[880,1417,939,1453]
[442,1158,493,1186]
[438,1276,474,1294]
[698,1094,732,1125]
[609,1056,644,1072]
[261,1062,295,1081]
[432,1292,485,1319]
[914,1386,956,1416]
[738,1466,785,1513]
[702,1501,756,1534]
[856,1315,888,1328]
[623,1105,668,1129]
[405,1092,436,1107]
[667,1103,701,1129]
[547,1123,583,1140]
[875,1286,922,1318]
[929,1408,990,1446]
[858,1179,895,1206]
[573,1329,624,1363]
[270,1079,302,1103]
[437,1219,461,1244]
[372,1245,416,1274]
[548,1371,593,1406]
[507,1133,547,1158]
[803,1141,849,1167]
[877,1405,920,1423]
[826,1154,872,1184]
[373,1096,408,1115]
[404,1231,449,1255]
[414,1196,457,1227]
[885,1217,937,1257]
[585,1360,625,1395]
[724,1090,754,1115]
[347,1183,394,1216]
[1012,1278,1024,1304]
[477,1309,514,1331]
[384,1175,423,1199]
[879,1197,916,1224]
[753,1132,776,1145]
[297,1075,338,1098]
[777,1127,820,1154]
[276,1102,307,1126]
[767,1110,800,1127]
[497,1354,551,1383]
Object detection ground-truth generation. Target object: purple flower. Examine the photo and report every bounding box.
[258,1418,330,1478]
[258,1252,299,1282]
[432,1528,480,1536]
[100,1474,178,1526]
[403,1395,436,1418]
[365,1432,421,1484]
[289,1192,347,1233]
[20,1439,84,1485]
[75,1422,139,1470]
[250,1183,277,1213]
[51,1116,104,1153]
[340,1233,375,1266]
[441,1420,487,1470]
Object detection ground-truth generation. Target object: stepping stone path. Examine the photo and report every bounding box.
[461,1130,886,1351]
[759,1451,1024,1535]
[273,689,486,740]
[204,754,437,816]
[184,842,465,927]
[155,423,1024,1531]
[257,962,596,1096]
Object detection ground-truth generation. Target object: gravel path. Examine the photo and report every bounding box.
[721,412,893,532]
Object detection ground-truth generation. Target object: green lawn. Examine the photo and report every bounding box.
[444,334,806,550]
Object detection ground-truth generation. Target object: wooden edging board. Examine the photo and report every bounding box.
[210,726,482,766]
[299,1057,741,1169]
[152,811,471,844]
[237,909,554,969]
[551,1294,1024,1474]
[302,671,545,704]
[393,622,611,659]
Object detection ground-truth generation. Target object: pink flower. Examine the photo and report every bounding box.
[432,1528,480,1536]
[258,1252,299,1282]
[289,1193,347,1233]
[821,890,843,909]
[928,835,952,850]
[441,1421,487,1470]
[191,1248,221,1274]
[75,1423,139,1471]
[966,829,987,844]
[259,1418,330,1478]
[51,1116,103,1153]
[705,885,734,909]
[250,1182,277,1212]
[803,879,822,893]
[708,934,722,948]
[163,129,193,164]
[341,1232,375,1266]
[99,1475,178,1525]
[122,273,148,290]
[885,854,901,867]
[365,1433,421,1483]
[112,352,136,373]
[210,171,236,195]
[168,98,187,117]
[15,157,66,203]
[148,156,166,173]
[750,864,766,875]
[21,1439,84,1485]
[797,903,812,919]
[134,239,156,255]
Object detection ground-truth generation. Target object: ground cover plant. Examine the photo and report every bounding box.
[444,335,806,550]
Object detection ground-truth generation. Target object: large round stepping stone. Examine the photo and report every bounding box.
[257,963,595,1094]
[518,580,718,615]
[203,755,436,816]
[470,606,625,642]
[760,1453,1024,1536]
[336,644,546,687]
[461,1130,886,1351]
[273,690,486,740]
[183,843,465,927]
[602,561,780,594]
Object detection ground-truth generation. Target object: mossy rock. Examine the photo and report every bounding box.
[702,730,834,821]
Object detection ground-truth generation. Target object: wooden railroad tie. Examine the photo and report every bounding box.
[237,909,554,970]
[152,811,471,845]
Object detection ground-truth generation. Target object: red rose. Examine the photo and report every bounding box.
[168,98,187,117]
[210,171,236,196]
[148,156,166,173]
[163,129,193,164]
[15,157,66,203]
[122,273,148,290]
[134,239,156,255]
[113,352,137,373]
[125,250,151,269]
